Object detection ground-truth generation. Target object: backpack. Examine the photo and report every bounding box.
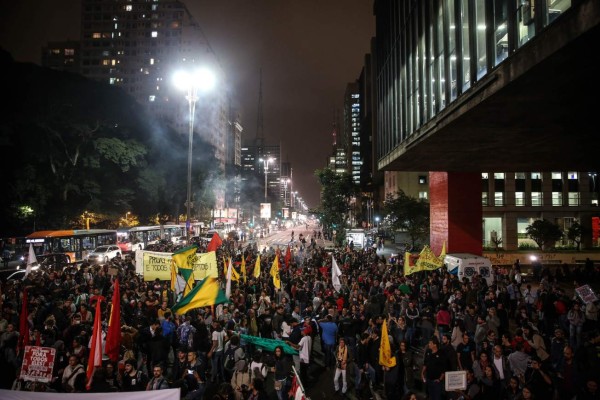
[224,345,238,371]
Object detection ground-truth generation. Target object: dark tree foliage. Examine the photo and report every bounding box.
[314,168,358,246]
[0,50,217,235]
[383,190,430,249]
[525,219,563,251]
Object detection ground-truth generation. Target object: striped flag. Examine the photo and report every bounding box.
[171,277,230,315]
[105,279,121,363]
[87,297,105,388]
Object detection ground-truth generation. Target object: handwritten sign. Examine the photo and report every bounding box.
[135,250,218,281]
[20,346,56,383]
[445,370,467,391]
[575,284,598,305]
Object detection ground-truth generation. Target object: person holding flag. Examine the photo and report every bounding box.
[380,318,403,399]
[270,255,281,290]
[172,245,198,296]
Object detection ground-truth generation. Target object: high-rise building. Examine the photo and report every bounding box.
[41,41,80,74]
[74,0,238,212]
[344,82,362,186]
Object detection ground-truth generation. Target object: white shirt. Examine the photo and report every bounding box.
[298,335,312,363]
[493,356,504,380]
[212,330,226,352]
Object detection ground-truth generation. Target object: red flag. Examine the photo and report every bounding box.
[35,331,41,346]
[284,245,292,269]
[105,279,121,363]
[206,233,223,252]
[18,289,29,353]
[87,296,105,389]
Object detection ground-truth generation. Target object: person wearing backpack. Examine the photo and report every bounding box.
[230,358,251,400]
[248,351,267,384]
[223,334,245,381]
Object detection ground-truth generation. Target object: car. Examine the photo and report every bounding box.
[87,245,121,264]
[171,236,187,245]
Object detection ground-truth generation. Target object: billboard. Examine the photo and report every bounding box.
[282,207,289,219]
[260,203,271,219]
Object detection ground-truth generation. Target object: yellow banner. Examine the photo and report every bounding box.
[136,250,218,281]
[415,245,444,271]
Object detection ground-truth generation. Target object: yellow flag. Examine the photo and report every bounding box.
[404,252,423,276]
[379,319,397,367]
[241,256,247,283]
[415,245,444,271]
[253,255,261,278]
[229,258,240,282]
[270,255,281,289]
[438,241,446,260]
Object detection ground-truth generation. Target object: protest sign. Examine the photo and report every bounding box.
[20,346,56,383]
[136,250,218,281]
[575,284,598,305]
[445,370,467,391]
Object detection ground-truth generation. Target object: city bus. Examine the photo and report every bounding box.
[25,229,118,263]
[123,224,184,251]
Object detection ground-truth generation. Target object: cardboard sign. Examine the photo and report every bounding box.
[575,284,598,305]
[445,370,467,391]
[20,346,56,383]
[107,267,119,276]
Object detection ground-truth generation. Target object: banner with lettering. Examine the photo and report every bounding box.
[20,346,56,383]
[136,250,218,281]
[415,245,444,271]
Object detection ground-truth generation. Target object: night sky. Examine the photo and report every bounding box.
[0,0,375,207]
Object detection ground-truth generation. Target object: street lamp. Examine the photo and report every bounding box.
[259,157,275,202]
[291,191,298,208]
[174,68,216,242]
[375,216,380,229]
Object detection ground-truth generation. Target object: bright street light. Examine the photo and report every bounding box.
[259,157,275,202]
[173,67,216,242]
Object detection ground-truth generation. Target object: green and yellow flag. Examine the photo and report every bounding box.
[171,277,230,315]
[379,319,397,368]
[270,255,281,289]
[229,258,240,282]
[173,245,198,295]
[253,255,261,278]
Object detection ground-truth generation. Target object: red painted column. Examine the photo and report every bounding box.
[430,172,482,255]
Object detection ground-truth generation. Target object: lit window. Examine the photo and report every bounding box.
[65,49,75,56]
[150,58,154,65]
[552,192,562,206]
[515,172,526,179]
[92,32,101,39]
[531,192,543,206]
[482,192,489,206]
[152,31,158,38]
[531,172,542,179]
[482,173,489,179]
[515,192,525,206]
[494,173,505,179]
[125,5,132,11]
[552,172,562,179]
[419,192,428,200]
[149,95,156,102]
[568,172,578,180]
[568,192,580,206]
[494,192,504,206]
[419,175,427,184]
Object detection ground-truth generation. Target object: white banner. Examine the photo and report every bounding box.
[0,388,180,400]
[135,250,218,281]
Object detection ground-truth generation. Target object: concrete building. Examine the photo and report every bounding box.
[372,0,600,253]
[41,41,80,74]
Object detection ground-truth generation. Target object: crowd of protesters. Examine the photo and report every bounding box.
[0,223,599,400]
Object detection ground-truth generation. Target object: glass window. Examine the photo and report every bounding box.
[448,0,458,101]
[437,2,446,110]
[531,172,541,179]
[475,0,487,78]
[419,191,428,199]
[494,173,505,179]
[552,192,563,206]
[515,192,525,206]
[495,4,509,60]
[568,192,580,206]
[568,172,578,179]
[482,172,489,179]
[531,192,542,206]
[482,192,489,206]
[419,175,427,184]
[461,0,471,91]
[545,0,571,26]
[494,192,504,206]
[517,0,536,47]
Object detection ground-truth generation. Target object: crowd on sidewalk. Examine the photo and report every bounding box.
[0,232,599,400]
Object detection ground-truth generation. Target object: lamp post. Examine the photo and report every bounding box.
[259,157,274,202]
[291,191,298,208]
[174,68,216,242]
[375,216,380,229]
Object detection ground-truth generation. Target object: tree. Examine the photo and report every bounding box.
[382,190,430,250]
[525,219,563,251]
[314,168,358,246]
[567,221,588,251]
